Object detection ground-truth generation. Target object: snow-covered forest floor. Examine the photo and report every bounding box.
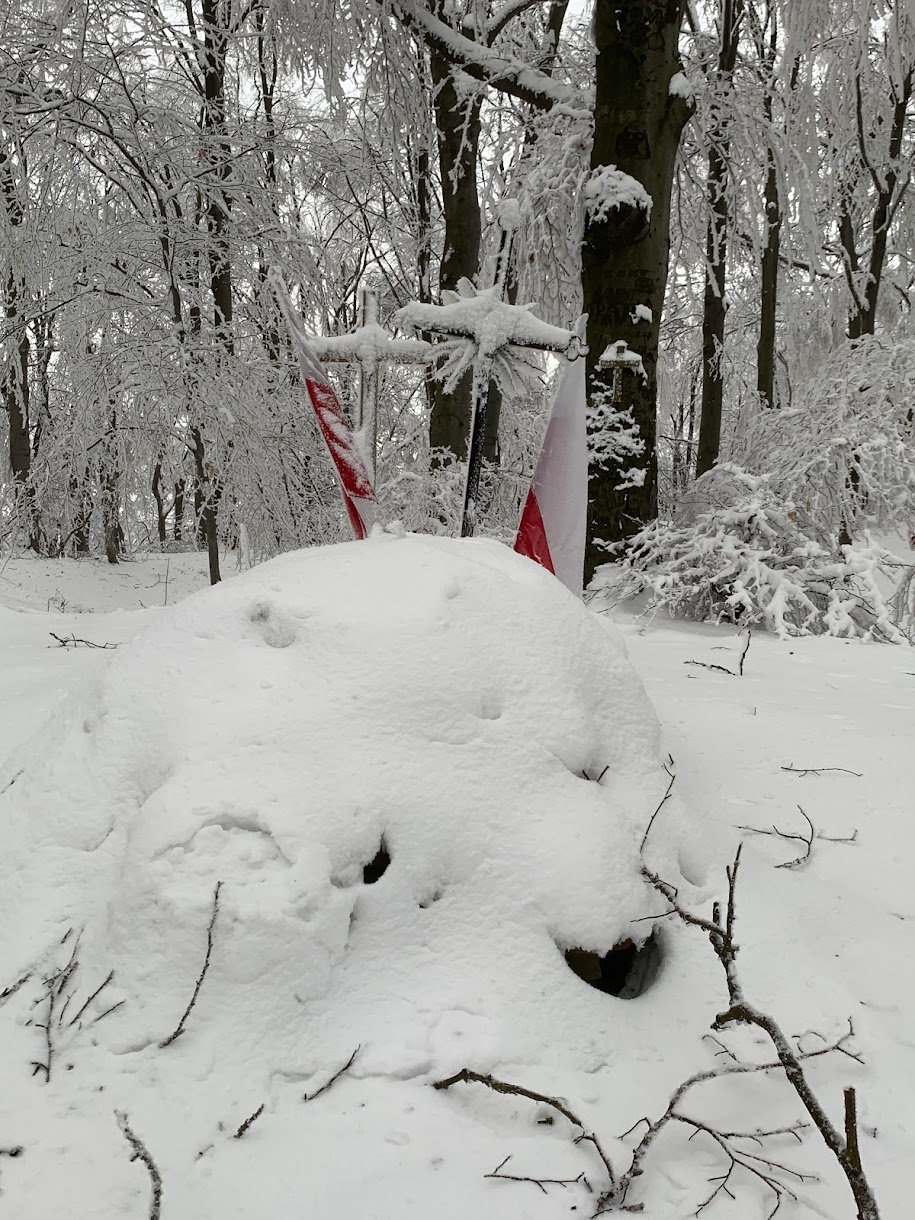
[0,540,912,1220]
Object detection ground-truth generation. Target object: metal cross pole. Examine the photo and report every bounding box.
[357,289,378,475]
[396,297,585,538]
[310,299,432,482]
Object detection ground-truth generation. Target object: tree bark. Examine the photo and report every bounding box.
[152,459,167,545]
[846,67,913,339]
[756,143,780,407]
[428,42,483,461]
[696,0,741,477]
[583,0,691,579]
[1,146,40,550]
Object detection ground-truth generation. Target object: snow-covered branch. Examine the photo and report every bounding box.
[382,0,586,112]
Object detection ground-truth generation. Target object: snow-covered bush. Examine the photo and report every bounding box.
[597,466,910,641]
[729,335,915,542]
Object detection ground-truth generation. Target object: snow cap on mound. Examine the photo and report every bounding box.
[0,534,679,1086]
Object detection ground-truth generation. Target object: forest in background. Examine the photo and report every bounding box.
[1,0,913,612]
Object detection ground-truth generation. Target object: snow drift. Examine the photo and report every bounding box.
[0,533,689,1219]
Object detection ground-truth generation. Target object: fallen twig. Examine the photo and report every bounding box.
[116,1112,162,1220]
[66,970,114,1028]
[160,881,222,1048]
[684,659,735,675]
[233,1103,265,1140]
[738,806,858,869]
[484,1154,588,1194]
[637,843,880,1220]
[640,770,677,852]
[738,628,752,676]
[49,632,118,649]
[433,1068,615,1186]
[781,765,863,778]
[581,765,610,784]
[0,972,31,1005]
[304,1046,361,1102]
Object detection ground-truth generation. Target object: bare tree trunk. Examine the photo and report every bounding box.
[846,66,913,339]
[756,143,780,407]
[583,0,692,579]
[428,43,483,461]
[152,459,167,545]
[696,0,742,478]
[100,398,121,565]
[174,478,185,541]
[1,146,40,550]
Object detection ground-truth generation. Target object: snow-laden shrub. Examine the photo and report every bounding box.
[729,335,915,541]
[597,467,911,641]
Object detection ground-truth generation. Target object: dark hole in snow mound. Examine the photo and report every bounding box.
[362,840,390,885]
[564,929,661,998]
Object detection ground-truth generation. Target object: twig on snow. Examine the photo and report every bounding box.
[116,1112,162,1220]
[303,1045,361,1102]
[581,765,610,784]
[684,659,735,675]
[737,806,858,869]
[684,629,751,679]
[233,1103,265,1139]
[65,970,114,1028]
[432,1068,615,1186]
[484,1154,588,1194]
[49,632,118,649]
[738,628,751,676]
[28,938,80,1083]
[160,881,223,1048]
[0,972,31,1005]
[640,770,677,852]
[636,843,881,1220]
[781,765,863,778]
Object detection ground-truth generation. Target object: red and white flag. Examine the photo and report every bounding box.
[270,269,380,540]
[514,324,587,595]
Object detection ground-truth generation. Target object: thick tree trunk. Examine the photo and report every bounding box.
[152,459,167,545]
[756,144,780,407]
[696,0,741,477]
[583,0,691,580]
[845,67,913,339]
[428,45,483,461]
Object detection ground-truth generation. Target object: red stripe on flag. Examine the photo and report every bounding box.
[514,488,555,574]
[305,377,378,539]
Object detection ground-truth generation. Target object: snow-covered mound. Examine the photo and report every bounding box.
[0,533,688,1220]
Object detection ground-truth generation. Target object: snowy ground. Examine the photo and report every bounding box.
[0,539,912,1220]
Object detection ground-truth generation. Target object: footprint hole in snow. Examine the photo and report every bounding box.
[563,928,662,998]
[362,838,390,885]
[418,889,443,909]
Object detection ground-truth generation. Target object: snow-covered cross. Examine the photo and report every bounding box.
[395,281,584,537]
[310,289,432,482]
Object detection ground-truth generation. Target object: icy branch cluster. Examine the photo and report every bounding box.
[602,466,910,641]
[586,385,646,489]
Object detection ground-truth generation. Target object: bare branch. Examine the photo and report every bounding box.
[484,1153,587,1194]
[160,881,223,1048]
[233,1103,265,1139]
[384,0,582,111]
[303,1046,361,1102]
[433,1068,615,1184]
[115,1112,162,1220]
[780,766,863,778]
